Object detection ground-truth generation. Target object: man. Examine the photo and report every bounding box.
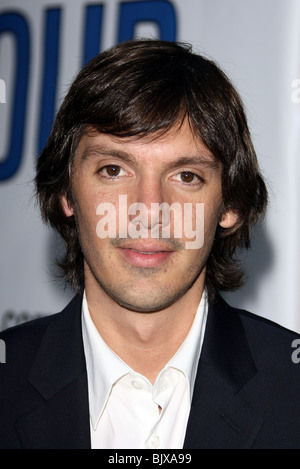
[1,39,300,449]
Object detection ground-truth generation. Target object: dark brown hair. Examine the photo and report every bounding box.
[35,39,268,299]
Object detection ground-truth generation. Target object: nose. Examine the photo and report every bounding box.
[128,175,165,232]
[137,175,164,206]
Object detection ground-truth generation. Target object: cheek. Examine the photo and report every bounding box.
[73,190,125,250]
[202,198,223,240]
[179,197,221,247]
[72,194,100,243]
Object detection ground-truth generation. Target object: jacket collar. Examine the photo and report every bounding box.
[15,294,91,449]
[27,294,86,399]
[184,294,263,449]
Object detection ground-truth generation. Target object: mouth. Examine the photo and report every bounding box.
[116,241,176,268]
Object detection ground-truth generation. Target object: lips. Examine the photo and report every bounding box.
[117,241,175,268]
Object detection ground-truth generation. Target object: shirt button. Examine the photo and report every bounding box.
[131,379,143,390]
[149,435,160,448]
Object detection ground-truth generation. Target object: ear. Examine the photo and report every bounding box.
[61,194,74,217]
[219,209,239,229]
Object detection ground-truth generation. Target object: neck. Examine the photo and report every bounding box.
[84,273,205,384]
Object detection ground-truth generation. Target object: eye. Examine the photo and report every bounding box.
[98,164,127,178]
[180,171,197,183]
[171,171,203,185]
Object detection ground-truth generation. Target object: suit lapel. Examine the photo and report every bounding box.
[184,295,263,449]
[15,295,91,449]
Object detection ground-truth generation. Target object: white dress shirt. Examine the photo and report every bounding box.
[81,290,208,449]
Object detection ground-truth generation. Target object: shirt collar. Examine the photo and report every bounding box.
[82,290,208,430]
[81,293,130,429]
[166,289,208,397]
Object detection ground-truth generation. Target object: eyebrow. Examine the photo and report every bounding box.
[167,155,220,171]
[80,144,220,170]
[81,144,136,165]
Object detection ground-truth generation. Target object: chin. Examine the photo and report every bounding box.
[108,286,191,314]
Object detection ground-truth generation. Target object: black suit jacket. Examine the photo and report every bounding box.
[1,293,300,449]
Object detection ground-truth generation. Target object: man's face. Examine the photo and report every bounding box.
[62,120,237,312]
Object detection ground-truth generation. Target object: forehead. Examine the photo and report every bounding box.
[75,121,220,170]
